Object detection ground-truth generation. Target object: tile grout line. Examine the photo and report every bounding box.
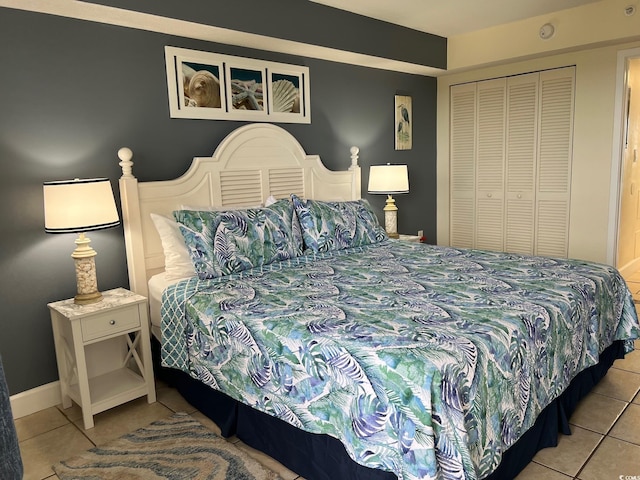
[54,405,98,449]
[571,356,640,479]
[531,459,581,478]
[531,423,608,479]
[70,418,97,449]
[573,428,640,480]
[529,353,640,479]
[572,402,627,480]
[40,398,191,480]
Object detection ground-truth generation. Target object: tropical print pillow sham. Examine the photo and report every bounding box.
[174,199,303,279]
[291,194,387,252]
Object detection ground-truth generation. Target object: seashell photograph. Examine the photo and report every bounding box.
[229,67,264,111]
[270,73,301,114]
[180,61,222,109]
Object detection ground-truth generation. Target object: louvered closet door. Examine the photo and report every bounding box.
[450,83,476,249]
[448,66,574,256]
[505,73,538,254]
[535,67,575,257]
[475,78,506,251]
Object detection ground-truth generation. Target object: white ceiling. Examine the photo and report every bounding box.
[310,0,601,37]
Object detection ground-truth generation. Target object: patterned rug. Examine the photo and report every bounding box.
[53,412,283,480]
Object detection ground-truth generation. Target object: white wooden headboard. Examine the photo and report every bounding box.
[118,123,361,297]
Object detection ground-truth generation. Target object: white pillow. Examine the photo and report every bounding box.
[149,213,195,281]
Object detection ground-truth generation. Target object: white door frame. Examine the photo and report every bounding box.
[608,46,640,268]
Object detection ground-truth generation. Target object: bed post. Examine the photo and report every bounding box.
[349,146,361,200]
[118,147,149,298]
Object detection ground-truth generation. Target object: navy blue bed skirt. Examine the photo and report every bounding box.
[154,339,625,480]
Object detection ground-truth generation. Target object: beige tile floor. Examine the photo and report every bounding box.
[625,270,640,304]
[14,310,640,480]
[16,381,302,480]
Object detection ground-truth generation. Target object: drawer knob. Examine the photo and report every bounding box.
[109,320,116,325]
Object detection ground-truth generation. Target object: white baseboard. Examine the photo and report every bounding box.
[9,381,62,419]
[618,256,640,278]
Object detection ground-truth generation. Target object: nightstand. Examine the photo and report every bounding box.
[49,288,156,429]
[397,234,422,242]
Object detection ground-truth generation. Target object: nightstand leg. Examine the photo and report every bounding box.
[51,313,72,409]
[138,304,156,403]
[71,322,94,429]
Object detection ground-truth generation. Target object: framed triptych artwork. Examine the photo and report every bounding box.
[165,46,311,123]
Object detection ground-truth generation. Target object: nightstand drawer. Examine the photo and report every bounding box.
[81,307,141,342]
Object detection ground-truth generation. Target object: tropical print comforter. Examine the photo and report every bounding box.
[161,241,639,480]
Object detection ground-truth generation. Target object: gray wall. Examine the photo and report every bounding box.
[0,7,437,394]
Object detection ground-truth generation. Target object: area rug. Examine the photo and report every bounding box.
[53,412,283,479]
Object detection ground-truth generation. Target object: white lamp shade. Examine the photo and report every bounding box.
[368,164,409,194]
[43,178,120,233]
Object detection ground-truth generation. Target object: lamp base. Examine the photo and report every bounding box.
[72,233,103,305]
[383,195,399,238]
[74,291,103,305]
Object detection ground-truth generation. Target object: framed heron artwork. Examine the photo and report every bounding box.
[395,95,412,150]
[164,46,311,123]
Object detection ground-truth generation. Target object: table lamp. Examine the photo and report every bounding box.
[43,178,120,305]
[367,164,409,238]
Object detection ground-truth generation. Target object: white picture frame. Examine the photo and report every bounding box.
[394,95,412,150]
[165,46,311,123]
[268,68,308,123]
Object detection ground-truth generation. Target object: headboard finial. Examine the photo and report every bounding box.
[118,147,134,178]
[350,146,360,168]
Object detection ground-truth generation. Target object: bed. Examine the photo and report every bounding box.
[118,123,639,480]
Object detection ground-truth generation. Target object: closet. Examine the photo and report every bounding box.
[449,66,575,257]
